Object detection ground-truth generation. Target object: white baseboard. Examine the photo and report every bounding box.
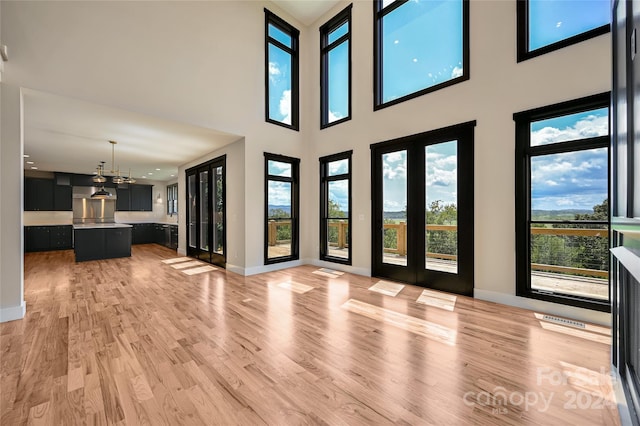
[474,288,611,326]
[0,301,26,323]
[242,259,305,276]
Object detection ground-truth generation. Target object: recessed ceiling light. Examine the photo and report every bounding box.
[141,176,147,178]
[148,173,153,175]
[155,168,161,171]
[170,174,175,177]
[23,154,30,158]
[31,166,38,170]
[26,161,34,165]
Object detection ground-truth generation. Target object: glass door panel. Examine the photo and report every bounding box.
[213,166,224,256]
[199,170,209,257]
[188,173,196,249]
[425,141,458,274]
[381,150,408,266]
[267,180,292,259]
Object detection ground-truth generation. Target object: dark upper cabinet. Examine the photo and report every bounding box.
[130,185,153,212]
[71,174,96,187]
[116,187,131,211]
[24,178,54,211]
[53,185,72,211]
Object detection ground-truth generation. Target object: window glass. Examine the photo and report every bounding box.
[377,0,465,106]
[328,159,349,176]
[268,160,292,177]
[327,41,349,123]
[321,6,352,128]
[268,44,292,125]
[268,23,292,48]
[529,0,610,51]
[328,22,349,44]
[530,107,608,147]
[266,10,298,130]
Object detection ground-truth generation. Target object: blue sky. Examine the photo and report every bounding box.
[382,0,463,103]
[530,108,608,211]
[529,0,610,51]
[268,23,292,125]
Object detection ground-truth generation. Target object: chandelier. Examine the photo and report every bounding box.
[93,141,136,185]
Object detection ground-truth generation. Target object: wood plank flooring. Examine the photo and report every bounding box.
[1,245,620,425]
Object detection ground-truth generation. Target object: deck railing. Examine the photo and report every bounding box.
[383,222,609,279]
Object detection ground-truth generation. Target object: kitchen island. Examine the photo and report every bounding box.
[73,223,132,262]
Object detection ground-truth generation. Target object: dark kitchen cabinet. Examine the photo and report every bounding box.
[131,185,153,211]
[24,225,72,252]
[25,176,71,211]
[72,173,116,188]
[53,185,72,211]
[169,225,178,250]
[50,226,72,249]
[105,228,132,259]
[131,223,155,244]
[74,226,131,262]
[24,178,54,211]
[116,186,131,211]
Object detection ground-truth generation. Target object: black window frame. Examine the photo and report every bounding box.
[516,0,610,63]
[373,0,470,111]
[319,150,353,264]
[265,9,300,131]
[514,92,611,312]
[264,152,300,265]
[167,182,178,216]
[320,4,353,129]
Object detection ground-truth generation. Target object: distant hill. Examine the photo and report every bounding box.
[268,205,291,215]
[531,209,591,221]
[383,211,407,219]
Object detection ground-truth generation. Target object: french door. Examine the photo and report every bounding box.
[371,122,475,296]
[186,156,226,267]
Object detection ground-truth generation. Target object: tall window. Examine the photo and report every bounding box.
[167,183,178,216]
[517,0,610,62]
[514,93,610,311]
[373,0,469,110]
[265,153,300,264]
[320,5,352,128]
[320,151,352,264]
[265,9,299,130]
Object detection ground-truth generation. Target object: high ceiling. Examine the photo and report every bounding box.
[22,89,242,182]
[272,0,341,25]
[20,2,340,182]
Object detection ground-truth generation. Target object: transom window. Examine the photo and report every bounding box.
[320,151,352,264]
[265,9,299,130]
[320,5,352,128]
[373,0,469,110]
[517,0,610,62]
[514,93,610,312]
[264,153,300,264]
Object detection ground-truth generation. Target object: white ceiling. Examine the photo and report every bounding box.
[271,0,341,25]
[22,89,242,182]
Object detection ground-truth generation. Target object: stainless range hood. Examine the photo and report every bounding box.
[72,186,117,224]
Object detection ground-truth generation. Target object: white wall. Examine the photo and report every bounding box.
[304,1,611,324]
[0,1,612,324]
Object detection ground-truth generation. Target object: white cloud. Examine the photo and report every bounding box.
[545,180,559,186]
[268,62,281,83]
[451,66,463,78]
[328,110,343,122]
[531,114,608,146]
[279,90,291,125]
[556,21,562,28]
[426,168,457,187]
[434,155,457,169]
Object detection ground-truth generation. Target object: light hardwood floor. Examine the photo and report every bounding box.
[1,245,620,425]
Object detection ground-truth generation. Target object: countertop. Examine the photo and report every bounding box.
[124,221,178,226]
[73,223,133,230]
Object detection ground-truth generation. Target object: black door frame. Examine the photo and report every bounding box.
[186,155,226,268]
[371,121,475,296]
